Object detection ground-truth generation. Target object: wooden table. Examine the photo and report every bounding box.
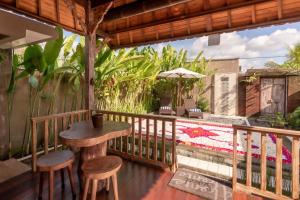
[60,120,131,160]
[59,120,131,188]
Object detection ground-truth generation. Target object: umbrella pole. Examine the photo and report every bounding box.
[178,78,181,107]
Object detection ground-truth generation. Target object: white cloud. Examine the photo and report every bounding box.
[190,29,300,71]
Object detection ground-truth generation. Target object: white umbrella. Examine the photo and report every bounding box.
[158,67,205,106]
[158,67,205,79]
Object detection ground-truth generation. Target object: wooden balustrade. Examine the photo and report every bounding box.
[232,125,300,200]
[96,110,177,172]
[31,109,177,172]
[31,110,90,172]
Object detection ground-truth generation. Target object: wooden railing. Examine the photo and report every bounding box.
[232,125,300,200]
[31,110,90,172]
[95,110,177,172]
[31,110,177,172]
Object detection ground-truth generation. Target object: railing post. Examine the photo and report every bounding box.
[260,132,267,191]
[138,118,142,158]
[162,120,166,164]
[132,116,135,156]
[292,137,299,199]
[246,130,252,187]
[153,119,158,161]
[31,119,37,172]
[232,127,237,191]
[275,135,283,195]
[54,118,58,151]
[146,118,150,159]
[44,119,49,155]
[171,119,176,172]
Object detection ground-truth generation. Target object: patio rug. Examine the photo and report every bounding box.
[134,119,292,163]
[169,168,232,200]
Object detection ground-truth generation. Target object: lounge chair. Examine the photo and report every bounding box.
[159,98,176,116]
[184,99,203,118]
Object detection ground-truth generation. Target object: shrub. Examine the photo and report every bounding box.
[288,106,300,129]
[196,97,209,112]
[269,112,287,128]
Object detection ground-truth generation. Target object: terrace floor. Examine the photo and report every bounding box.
[0,159,265,200]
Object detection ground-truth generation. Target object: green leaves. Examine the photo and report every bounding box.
[44,27,64,67]
[22,44,45,74]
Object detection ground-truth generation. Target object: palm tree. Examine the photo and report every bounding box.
[282,43,300,71]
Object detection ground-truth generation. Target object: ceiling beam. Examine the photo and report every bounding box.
[107,0,272,35]
[103,0,193,22]
[111,15,300,49]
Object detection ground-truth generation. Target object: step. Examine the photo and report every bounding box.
[177,155,232,180]
[0,159,31,183]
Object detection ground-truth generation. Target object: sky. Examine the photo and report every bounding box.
[147,22,300,71]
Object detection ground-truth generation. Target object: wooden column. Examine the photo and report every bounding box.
[85,1,95,110]
[83,0,112,110]
[84,34,96,110]
[65,0,112,110]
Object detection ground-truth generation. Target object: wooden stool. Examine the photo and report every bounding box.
[82,156,122,200]
[37,150,76,200]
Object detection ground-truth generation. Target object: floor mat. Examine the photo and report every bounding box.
[169,168,232,200]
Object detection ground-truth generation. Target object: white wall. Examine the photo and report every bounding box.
[213,73,238,116]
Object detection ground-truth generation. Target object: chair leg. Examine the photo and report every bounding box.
[67,164,76,199]
[49,171,54,200]
[38,172,44,200]
[82,178,90,200]
[106,178,110,192]
[91,179,98,200]
[61,169,65,190]
[112,174,119,200]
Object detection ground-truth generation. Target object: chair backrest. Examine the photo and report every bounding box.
[160,97,172,107]
[184,98,196,110]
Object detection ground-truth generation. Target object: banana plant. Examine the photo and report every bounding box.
[7,27,65,155]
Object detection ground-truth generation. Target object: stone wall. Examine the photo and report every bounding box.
[0,49,11,159]
[202,59,239,115]
[0,56,84,159]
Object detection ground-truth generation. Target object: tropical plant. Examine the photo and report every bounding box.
[242,72,260,84]
[93,44,209,113]
[268,112,287,128]
[94,46,158,113]
[196,97,209,112]
[280,43,300,71]
[8,27,65,155]
[287,106,300,129]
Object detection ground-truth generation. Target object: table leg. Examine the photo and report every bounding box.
[82,142,107,161]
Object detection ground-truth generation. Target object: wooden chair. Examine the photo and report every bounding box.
[159,97,176,115]
[37,150,76,200]
[184,98,203,118]
[82,156,122,200]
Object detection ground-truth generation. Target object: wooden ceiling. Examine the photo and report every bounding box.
[1,0,300,48]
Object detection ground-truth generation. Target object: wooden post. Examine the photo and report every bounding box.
[83,0,112,110]
[85,0,95,110]
[232,127,237,191]
[31,119,37,172]
[65,0,112,110]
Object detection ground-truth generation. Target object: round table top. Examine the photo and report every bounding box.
[59,120,131,148]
